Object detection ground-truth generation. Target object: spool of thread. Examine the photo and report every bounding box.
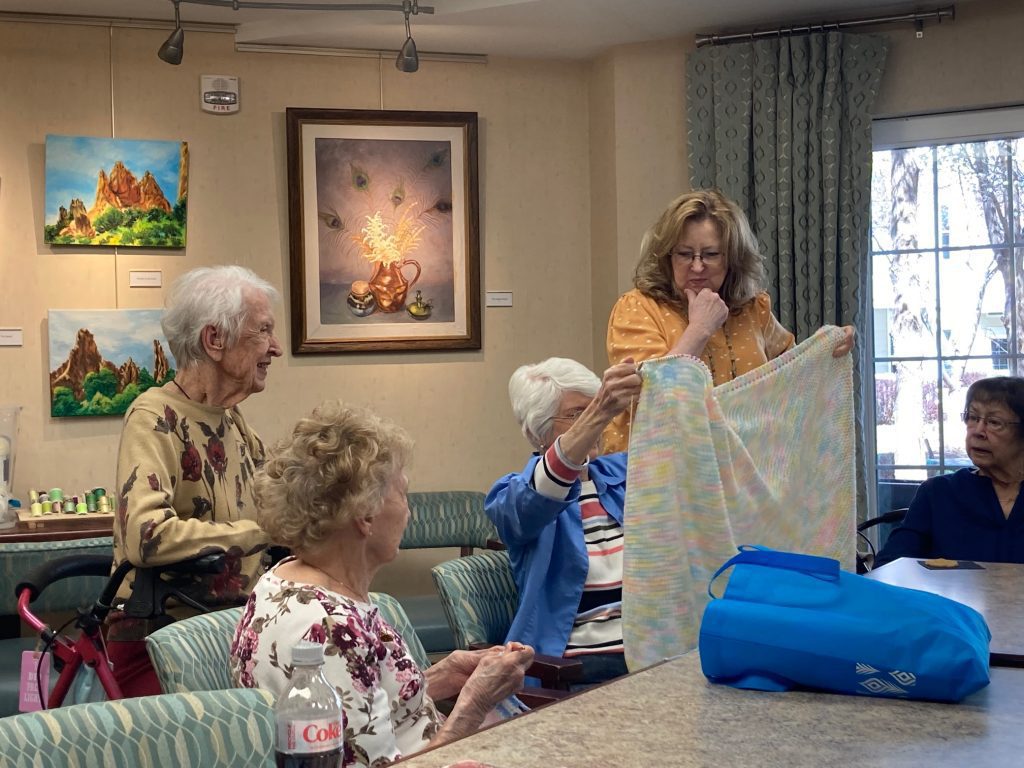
[49,488,64,503]
[63,499,75,514]
[30,502,42,517]
[98,496,110,513]
[87,496,97,512]
[38,492,49,503]
[41,500,52,514]
[75,502,88,515]
[29,490,39,503]
[92,488,106,500]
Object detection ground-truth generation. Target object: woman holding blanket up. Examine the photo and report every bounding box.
[487,357,641,686]
[603,189,854,452]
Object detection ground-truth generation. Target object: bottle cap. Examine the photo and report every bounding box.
[291,640,325,666]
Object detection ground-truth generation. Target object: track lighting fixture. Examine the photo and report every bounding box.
[157,0,433,70]
[157,0,184,65]
[395,1,419,73]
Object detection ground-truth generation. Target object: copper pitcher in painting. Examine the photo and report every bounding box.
[368,259,421,312]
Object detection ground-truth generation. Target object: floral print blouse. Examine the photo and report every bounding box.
[109,384,269,640]
[230,559,442,767]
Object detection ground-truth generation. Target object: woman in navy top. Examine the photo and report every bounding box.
[876,376,1024,567]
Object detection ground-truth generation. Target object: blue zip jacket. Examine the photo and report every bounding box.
[484,451,627,657]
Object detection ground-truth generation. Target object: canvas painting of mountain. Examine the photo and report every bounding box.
[48,309,176,418]
[44,135,188,247]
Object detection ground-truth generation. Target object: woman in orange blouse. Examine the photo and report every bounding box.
[603,189,853,452]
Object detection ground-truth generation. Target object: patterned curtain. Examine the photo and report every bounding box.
[686,32,888,520]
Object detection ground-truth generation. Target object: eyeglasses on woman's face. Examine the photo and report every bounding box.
[669,250,723,267]
[545,407,587,431]
[962,410,1021,434]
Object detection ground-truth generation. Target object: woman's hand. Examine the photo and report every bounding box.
[669,288,728,356]
[429,643,535,747]
[425,647,499,702]
[832,325,855,357]
[457,643,535,714]
[557,361,642,462]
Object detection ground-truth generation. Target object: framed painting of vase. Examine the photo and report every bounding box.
[286,108,481,353]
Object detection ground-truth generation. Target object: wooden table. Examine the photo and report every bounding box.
[0,515,113,543]
[394,652,1024,767]
[865,557,1024,666]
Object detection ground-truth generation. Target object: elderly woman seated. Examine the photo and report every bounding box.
[876,376,1024,567]
[486,357,642,686]
[230,401,534,766]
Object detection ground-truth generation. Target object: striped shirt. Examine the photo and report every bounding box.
[533,441,624,657]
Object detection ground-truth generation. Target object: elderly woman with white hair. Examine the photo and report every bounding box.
[106,265,283,696]
[486,357,641,685]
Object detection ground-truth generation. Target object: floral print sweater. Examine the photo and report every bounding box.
[108,384,270,640]
[231,559,441,767]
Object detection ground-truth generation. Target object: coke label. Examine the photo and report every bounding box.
[278,717,344,754]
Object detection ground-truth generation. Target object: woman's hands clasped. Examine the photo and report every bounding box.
[458,643,535,714]
[429,642,536,745]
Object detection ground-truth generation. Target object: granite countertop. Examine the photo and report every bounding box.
[395,652,1024,768]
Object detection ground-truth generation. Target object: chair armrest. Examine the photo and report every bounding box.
[485,538,506,551]
[515,686,572,709]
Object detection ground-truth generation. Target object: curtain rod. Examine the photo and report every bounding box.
[695,5,954,47]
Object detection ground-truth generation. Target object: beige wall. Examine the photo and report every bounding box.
[1,0,1020,595]
[0,20,591,592]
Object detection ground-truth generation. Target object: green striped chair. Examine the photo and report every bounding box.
[398,491,500,655]
[431,549,582,690]
[146,592,430,694]
[430,549,518,649]
[0,536,114,717]
[0,536,114,629]
[403,491,498,555]
[0,687,276,768]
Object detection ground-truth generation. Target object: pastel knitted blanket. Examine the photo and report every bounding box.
[622,326,856,671]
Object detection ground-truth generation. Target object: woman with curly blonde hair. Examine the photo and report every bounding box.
[231,401,534,767]
[603,189,853,452]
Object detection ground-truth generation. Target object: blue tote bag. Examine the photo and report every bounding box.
[698,547,991,702]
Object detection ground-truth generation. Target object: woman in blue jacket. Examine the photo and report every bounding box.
[486,356,641,685]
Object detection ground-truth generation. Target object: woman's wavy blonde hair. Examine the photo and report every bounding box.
[256,400,413,553]
[633,189,765,312]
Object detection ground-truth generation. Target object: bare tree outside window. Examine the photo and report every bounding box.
[871,135,1024,500]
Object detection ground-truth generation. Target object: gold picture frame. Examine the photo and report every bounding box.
[286,108,481,353]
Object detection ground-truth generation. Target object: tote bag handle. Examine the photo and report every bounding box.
[707,545,840,598]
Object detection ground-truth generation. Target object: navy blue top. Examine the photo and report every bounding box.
[875,468,1024,567]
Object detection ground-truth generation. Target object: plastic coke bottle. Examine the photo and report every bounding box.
[275,640,345,768]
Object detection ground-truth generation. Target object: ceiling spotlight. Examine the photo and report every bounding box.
[395,0,419,73]
[158,0,184,65]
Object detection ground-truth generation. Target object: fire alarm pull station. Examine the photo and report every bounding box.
[200,75,240,114]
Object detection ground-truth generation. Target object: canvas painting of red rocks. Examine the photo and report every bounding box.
[44,135,188,247]
[48,309,176,417]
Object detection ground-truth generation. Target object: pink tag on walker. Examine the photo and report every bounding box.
[19,650,51,712]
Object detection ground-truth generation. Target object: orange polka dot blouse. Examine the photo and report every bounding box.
[602,289,795,453]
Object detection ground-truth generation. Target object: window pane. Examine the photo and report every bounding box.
[872,252,938,356]
[875,359,940,468]
[871,147,935,252]
[938,248,1007,357]
[870,123,1022,517]
[937,140,1009,249]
